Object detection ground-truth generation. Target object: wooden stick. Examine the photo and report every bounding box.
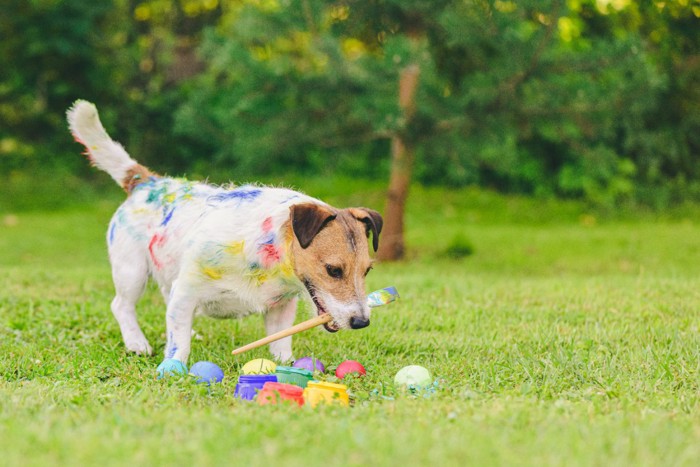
[232,286,399,357]
[232,314,332,356]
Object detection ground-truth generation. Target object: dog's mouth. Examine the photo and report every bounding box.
[303,280,339,333]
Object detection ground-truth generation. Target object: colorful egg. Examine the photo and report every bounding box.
[394,365,432,389]
[293,356,325,373]
[241,358,277,375]
[189,361,224,384]
[156,358,188,379]
[335,360,366,379]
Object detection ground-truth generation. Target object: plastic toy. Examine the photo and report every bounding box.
[257,382,305,406]
[303,381,350,408]
[293,357,325,373]
[241,358,277,375]
[394,365,432,389]
[234,374,278,400]
[335,360,366,379]
[275,366,314,388]
[189,361,224,384]
[156,359,188,379]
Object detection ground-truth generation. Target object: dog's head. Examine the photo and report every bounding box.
[290,203,383,332]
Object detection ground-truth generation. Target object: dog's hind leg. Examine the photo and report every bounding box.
[264,298,298,363]
[110,254,153,355]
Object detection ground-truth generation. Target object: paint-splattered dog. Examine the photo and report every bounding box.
[67,100,382,364]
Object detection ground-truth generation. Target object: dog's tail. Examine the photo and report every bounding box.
[67,100,153,193]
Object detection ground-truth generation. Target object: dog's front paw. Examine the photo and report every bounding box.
[270,347,294,364]
[125,337,153,356]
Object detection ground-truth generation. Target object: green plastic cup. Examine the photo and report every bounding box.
[275,366,314,388]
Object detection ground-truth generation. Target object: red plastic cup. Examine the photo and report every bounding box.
[257,382,305,407]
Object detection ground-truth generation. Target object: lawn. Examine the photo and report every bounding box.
[2,181,700,466]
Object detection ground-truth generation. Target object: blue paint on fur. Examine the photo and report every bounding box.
[132,176,159,192]
[207,187,262,204]
[166,331,177,359]
[280,195,300,204]
[258,232,275,246]
[161,207,175,226]
[108,221,116,245]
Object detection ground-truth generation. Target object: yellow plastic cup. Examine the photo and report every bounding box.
[303,381,350,408]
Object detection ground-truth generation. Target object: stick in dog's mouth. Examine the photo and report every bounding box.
[303,280,339,332]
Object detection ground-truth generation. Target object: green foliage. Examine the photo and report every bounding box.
[0,0,136,171]
[442,234,475,259]
[1,0,699,206]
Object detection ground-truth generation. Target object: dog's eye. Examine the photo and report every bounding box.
[326,265,343,279]
[364,266,373,277]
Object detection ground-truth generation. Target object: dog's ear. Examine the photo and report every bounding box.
[290,203,337,249]
[348,208,383,252]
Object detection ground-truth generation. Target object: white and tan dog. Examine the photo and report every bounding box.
[67,100,382,364]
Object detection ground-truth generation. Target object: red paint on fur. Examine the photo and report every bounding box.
[262,217,273,232]
[149,233,166,269]
[72,133,86,146]
[259,243,281,267]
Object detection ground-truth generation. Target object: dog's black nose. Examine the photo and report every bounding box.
[350,317,370,329]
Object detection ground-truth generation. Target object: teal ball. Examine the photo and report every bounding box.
[156,359,188,379]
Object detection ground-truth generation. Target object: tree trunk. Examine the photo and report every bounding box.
[377,63,420,261]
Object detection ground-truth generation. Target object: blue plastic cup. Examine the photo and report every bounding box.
[234,374,278,401]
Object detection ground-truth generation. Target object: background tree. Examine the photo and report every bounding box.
[2,0,699,254]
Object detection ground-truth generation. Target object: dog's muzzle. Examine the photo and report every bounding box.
[350,316,370,329]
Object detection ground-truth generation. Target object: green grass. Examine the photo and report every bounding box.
[2,181,700,466]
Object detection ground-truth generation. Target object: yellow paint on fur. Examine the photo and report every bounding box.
[225,240,245,255]
[247,268,269,285]
[202,266,223,280]
[164,193,176,203]
[278,257,294,278]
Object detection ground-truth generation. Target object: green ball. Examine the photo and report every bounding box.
[394,365,432,389]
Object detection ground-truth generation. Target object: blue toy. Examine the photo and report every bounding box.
[189,361,225,384]
[156,359,188,379]
[234,374,278,400]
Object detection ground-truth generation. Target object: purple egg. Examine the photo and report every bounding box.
[293,357,325,373]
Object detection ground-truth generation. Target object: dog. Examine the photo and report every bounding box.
[67,100,382,364]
